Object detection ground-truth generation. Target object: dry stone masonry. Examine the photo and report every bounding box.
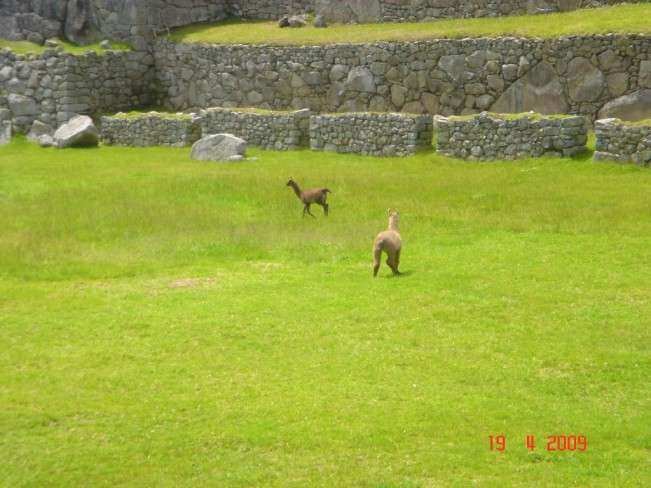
[310,112,433,156]
[436,112,588,160]
[100,112,202,147]
[199,107,311,150]
[0,47,154,132]
[594,118,651,165]
[153,35,651,123]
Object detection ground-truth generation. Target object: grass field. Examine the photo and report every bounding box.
[1,137,650,486]
[170,4,651,45]
[0,39,130,55]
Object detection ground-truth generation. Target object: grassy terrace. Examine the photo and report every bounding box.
[1,137,649,485]
[170,4,651,45]
[0,39,130,56]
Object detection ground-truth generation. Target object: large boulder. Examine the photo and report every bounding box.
[54,115,99,148]
[598,90,651,122]
[0,121,11,146]
[191,134,247,162]
[491,61,568,115]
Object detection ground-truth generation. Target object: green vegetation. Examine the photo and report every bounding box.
[108,110,194,120]
[1,137,649,485]
[0,38,130,56]
[170,4,651,46]
[447,112,578,121]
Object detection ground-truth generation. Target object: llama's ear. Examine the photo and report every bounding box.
[387,208,391,216]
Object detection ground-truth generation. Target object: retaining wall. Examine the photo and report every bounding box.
[154,35,651,122]
[0,48,154,132]
[200,107,311,150]
[435,112,588,160]
[100,112,201,146]
[309,112,433,156]
[594,118,651,165]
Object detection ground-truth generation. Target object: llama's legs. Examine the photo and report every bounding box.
[373,248,382,277]
[322,203,329,216]
[387,252,400,275]
[304,204,315,218]
[393,249,401,274]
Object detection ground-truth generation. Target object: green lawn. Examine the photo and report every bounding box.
[1,137,649,486]
[170,4,651,45]
[0,39,131,56]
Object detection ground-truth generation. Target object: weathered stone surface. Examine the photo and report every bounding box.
[438,55,466,83]
[310,112,433,157]
[53,115,99,148]
[101,112,201,147]
[313,14,327,28]
[640,60,651,89]
[288,15,307,28]
[191,133,247,161]
[199,107,310,150]
[491,62,568,114]
[315,0,381,23]
[607,72,629,97]
[566,57,605,102]
[8,94,38,116]
[0,121,11,145]
[594,118,651,166]
[436,112,588,160]
[27,120,54,143]
[598,90,651,121]
[345,67,375,93]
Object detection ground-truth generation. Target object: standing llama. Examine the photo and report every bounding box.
[286,178,331,217]
[373,209,402,277]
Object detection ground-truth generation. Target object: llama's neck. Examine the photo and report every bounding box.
[388,218,399,232]
[289,182,302,198]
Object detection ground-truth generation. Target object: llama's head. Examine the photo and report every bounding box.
[387,208,400,229]
[286,178,296,187]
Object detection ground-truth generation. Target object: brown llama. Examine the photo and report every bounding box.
[286,178,331,217]
[373,209,402,277]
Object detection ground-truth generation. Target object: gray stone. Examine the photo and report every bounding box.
[345,67,375,93]
[38,134,54,147]
[491,61,568,115]
[316,0,382,24]
[391,85,407,108]
[27,120,54,143]
[0,121,11,146]
[598,90,651,122]
[278,16,290,28]
[191,133,247,162]
[288,15,307,28]
[639,61,651,89]
[438,55,466,83]
[566,57,605,102]
[313,15,327,28]
[100,40,111,50]
[54,115,99,148]
[607,72,628,97]
[8,94,38,117]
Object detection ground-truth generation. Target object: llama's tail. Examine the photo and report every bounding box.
[323,188,331,194]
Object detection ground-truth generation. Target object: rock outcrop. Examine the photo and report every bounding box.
[190,133,247,161]
[54,115,99,147]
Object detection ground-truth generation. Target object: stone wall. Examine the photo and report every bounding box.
[200,107,311,149]
[153,35,651,122]
[435,112,588,160]
[594,118,651,165]
[309,112,433,156]
[0,48,154,132]
[100,112,201,146]
[314,1,638,23]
